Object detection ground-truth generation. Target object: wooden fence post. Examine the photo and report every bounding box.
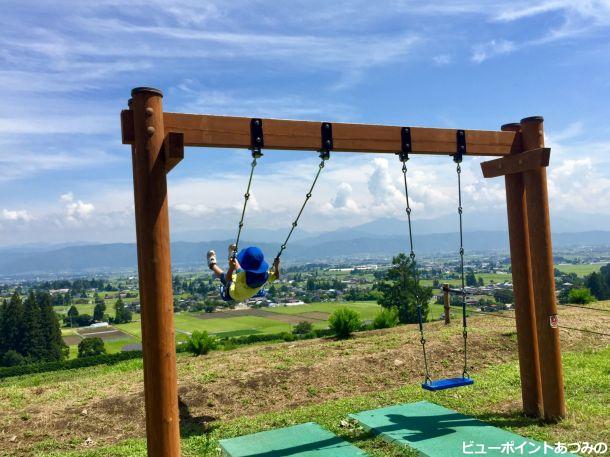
[521,116,566,421]
[442,284,450,325]
[131,87,181,455]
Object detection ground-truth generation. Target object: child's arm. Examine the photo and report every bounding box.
[226,257,237,283]
[273,257,280,280]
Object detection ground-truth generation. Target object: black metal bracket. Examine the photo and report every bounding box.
[321,122,333,152]
[398,127,412,161]
[250,118,264,151]
[454,129,466,163]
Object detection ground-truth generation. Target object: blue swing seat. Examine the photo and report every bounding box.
[422,377,474,391]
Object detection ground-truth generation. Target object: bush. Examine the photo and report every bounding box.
[328,307,362,339]
[293,321,313,335]
[0,351,142,379]
[373,307,399,329]
[567,287,595,304]
[1,350,26,367]
[78,337,106,358]
[187,331,218,355]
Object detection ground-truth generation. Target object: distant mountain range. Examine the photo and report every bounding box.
[1,217,609,278]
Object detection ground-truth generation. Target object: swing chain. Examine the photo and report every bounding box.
[275,151,330,261]
[233,148,263,258]
[398,152,431,385]
[455,158,470,379]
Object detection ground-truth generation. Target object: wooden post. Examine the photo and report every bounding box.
[501,123,543,418]
[521,116,566,421]
[442,284,450,324]
[131,87,181,455]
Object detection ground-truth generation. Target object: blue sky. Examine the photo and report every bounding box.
[1,1,610,246]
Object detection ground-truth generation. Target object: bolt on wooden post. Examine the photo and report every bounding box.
[130,87,181,456]
[520,116,566,421]
[501,122,543,418]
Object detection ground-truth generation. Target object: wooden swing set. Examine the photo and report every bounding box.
[121,87,566,457]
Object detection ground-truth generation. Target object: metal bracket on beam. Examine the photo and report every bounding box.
[321,122,333,152]
[398,127,412,161]
[250,118,264,152]
[454,129,466,163]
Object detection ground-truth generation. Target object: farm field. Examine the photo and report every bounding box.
[2,301,608,456]
[555,262,604,277]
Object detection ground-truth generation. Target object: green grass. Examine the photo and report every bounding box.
[268,301,382,321]
[54,303,95,316]
[420,272,512,288]
[555,263,604,277]
[34,346,610,457]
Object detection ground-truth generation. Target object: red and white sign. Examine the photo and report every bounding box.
[549,314,558,328]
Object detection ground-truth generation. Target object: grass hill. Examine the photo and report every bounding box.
[1,301,609,456]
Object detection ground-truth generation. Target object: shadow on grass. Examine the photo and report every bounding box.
[178,397,217,438]
[474,410,543,429]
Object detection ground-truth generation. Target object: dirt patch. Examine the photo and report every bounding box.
[2,304,609,456]
[62,335,82,345]
[77,328,132,341]
[298,311,330,321]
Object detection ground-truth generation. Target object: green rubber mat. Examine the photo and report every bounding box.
[219,422,368,457]
[350,401,576,456]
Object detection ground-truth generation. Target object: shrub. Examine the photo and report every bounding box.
[1,350,26,367]
[567,287,595,305]
[328,307,362,339]
[78,337,106,358]
[373,307,399,329]
[187,331,218,355]
[293,321,313,335]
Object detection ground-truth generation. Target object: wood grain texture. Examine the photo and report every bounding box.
[131,89,181,456]
[481,147,550,178]
[121,110,518,156]
[164,132,184,173]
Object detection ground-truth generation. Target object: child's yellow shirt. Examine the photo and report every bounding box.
[228,270,277,302]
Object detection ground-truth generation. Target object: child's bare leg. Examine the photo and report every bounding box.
[211,264,224,277]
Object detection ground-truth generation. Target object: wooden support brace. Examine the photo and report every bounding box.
[164,132,184,173]
[480,147,550,178]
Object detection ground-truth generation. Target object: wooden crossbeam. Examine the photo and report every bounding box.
[480,147,550,178]
[121,110,518,157]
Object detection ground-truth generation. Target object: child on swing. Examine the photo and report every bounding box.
[207,245,280,302]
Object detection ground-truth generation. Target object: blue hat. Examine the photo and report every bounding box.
[237,246,269,275]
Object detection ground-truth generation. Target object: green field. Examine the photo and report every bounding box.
[268,301,382,320]
[556,263,604,277]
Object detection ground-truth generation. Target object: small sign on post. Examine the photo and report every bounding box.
[549,314,558,329]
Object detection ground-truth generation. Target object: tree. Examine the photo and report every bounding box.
[477,277,484,287]
[293,321,313,335]
[373,307,399,329]
[1,349,25,367]
[186,331,217,355]
[493,288,514,304]
[567,288,595,305]
[0,292,24,356]
[328,307,362,338]
[376,253,432,324]
[78,337,106,358]
[114,298,132,324]
[21,292,45,361]
[93,300,106,321]
[37,292,65,362]
[466,270,477,287]
[585,272,608,300]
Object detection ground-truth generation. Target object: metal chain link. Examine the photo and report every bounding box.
[275,151,330,261]
[233,149,263,258]
[454,156,469,379]
[399,152,431,385]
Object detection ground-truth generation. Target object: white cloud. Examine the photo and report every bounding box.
[1,209,33,222]
[471,39,516,63]
[60,193,95,223]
